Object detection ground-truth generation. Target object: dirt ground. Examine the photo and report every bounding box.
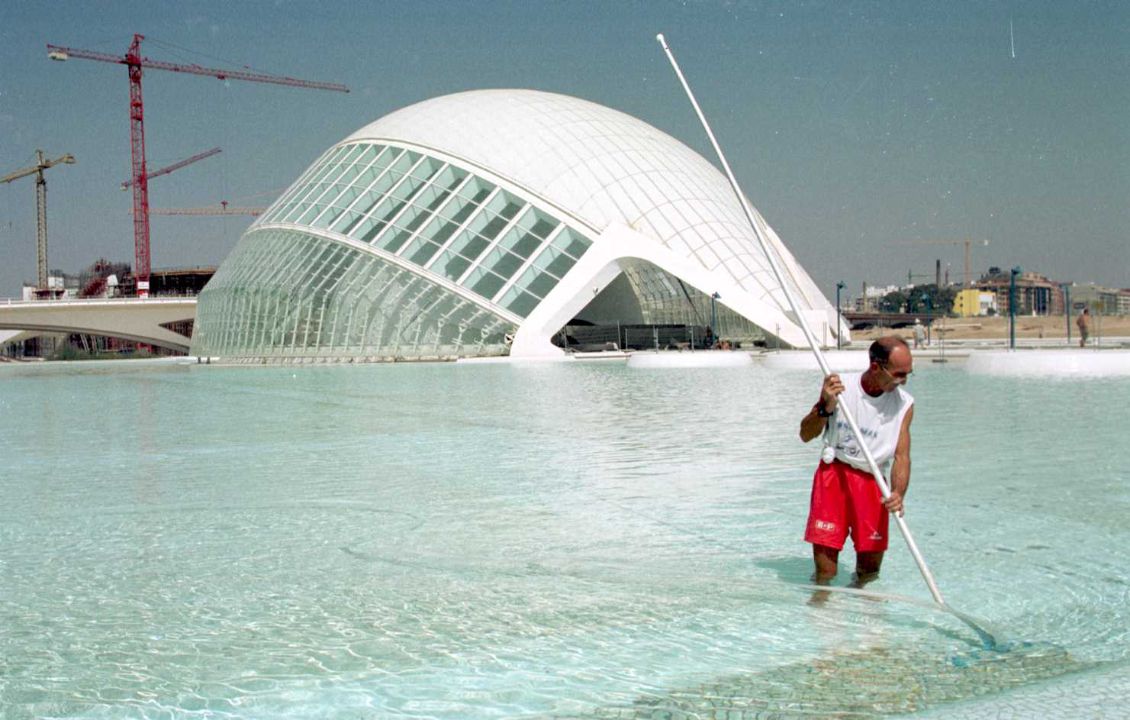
[851,314,1130,341]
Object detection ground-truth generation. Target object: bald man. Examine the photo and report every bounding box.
[799,336,914,588]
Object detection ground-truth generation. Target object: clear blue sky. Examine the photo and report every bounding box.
[2,1,1127,299]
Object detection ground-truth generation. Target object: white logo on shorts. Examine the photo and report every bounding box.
[815,520,837,532]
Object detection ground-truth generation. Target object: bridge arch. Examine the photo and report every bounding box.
[0,298,196,352]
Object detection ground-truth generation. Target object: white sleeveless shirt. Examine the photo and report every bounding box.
[823,372,913,473]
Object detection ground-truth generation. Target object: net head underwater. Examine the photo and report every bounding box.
[1,357,1128,718]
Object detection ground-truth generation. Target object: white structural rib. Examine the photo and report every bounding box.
[510,222,825,358]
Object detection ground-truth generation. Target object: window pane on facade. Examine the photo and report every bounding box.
[497,227,541,260]
[555,228,592,259]
[500,288,539,317]
[513,265,559,299]
[484,191,524,221]
[514,206,559,240]
[531,244,576,278]
[456,177,495,204]
[445,230,482,260]
[434,250,472,281]
[466,267,506,298]
[477,246,524,283]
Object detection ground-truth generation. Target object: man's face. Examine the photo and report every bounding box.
[873,347,913,392]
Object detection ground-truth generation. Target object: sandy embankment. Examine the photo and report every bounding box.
[851,314,1130,342]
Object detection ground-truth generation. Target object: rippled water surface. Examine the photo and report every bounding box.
[2,358,1128,718]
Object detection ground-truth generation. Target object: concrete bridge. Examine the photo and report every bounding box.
[842,311,935,330]
[0,297,197,352]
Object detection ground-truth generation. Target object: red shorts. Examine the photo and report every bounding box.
[804,460,889,552]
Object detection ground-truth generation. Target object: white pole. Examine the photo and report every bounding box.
[656,33,947,606]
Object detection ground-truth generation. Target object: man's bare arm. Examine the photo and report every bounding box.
[885,405,914,515]
[799,374,843,443]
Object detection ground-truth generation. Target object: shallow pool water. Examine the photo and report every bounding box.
[1,359,1127,718]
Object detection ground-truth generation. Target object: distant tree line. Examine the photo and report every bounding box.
[877,284,958,315]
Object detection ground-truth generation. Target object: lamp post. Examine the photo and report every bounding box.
[1009,266,1021,350]
[835,281,845,349]
[710,292,720,344]
[920,292,932,346]
[1062,283,1071,345]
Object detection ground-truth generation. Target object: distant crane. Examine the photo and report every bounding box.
[151,201,266,216]
[121,146,221,190]
[894,238,989,287]
[47,34,348,297]
[1,150,76,290]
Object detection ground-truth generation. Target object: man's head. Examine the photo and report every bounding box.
[866,336,913,393]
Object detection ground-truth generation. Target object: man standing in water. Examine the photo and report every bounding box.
[799,336,914,588]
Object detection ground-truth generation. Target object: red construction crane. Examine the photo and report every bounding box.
[1,150,76,290]
[47,34,348,297]
[121,146,221,190]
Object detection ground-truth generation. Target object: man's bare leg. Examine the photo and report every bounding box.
[812,544,840,583]
[851,551,884,588]
[811,545,840,604]
[809,545,840,605]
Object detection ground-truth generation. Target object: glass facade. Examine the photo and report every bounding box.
[622,263,766,346]
[193,142,595,362]
[191,230,515,361]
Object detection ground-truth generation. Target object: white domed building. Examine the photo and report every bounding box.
[190,89,846,362]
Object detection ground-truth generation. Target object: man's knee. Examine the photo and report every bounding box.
[855,551,884,575]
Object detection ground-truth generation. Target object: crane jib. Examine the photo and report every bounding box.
[44,35,349,295]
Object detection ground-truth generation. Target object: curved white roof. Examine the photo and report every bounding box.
[345,89,830,316]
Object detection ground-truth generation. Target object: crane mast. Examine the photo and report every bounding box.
[36,163,48,289]
[126,35,151,295]
[1,150,76,290]
[48,34,348,297]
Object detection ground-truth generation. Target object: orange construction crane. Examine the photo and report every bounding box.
[47,34,348,297]
[894,238,990,288]
[151,201,266,216]
[1,150,76,289]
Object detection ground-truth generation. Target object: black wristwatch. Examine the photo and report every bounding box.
[816,403,834,418]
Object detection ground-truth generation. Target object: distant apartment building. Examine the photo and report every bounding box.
[975,268,1063,316]
[952,288,998,317]
[1068,283,1127,316]
[854,270,1127,318]
[854,284,903,312]
[969,272,1128,317]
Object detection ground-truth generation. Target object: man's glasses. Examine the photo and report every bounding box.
[877,362,912,382]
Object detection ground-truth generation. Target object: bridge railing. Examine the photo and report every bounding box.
[2,295,198,306]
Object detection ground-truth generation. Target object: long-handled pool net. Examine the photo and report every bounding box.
[656,33,1000,650]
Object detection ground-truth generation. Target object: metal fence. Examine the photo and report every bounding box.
[554,323,723,351]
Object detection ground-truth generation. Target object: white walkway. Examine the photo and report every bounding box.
[0,297,197,352]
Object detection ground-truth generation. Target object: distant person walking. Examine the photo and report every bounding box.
[912,318,925,349]
[1077,308,1090,348]
[798,336,915,588]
